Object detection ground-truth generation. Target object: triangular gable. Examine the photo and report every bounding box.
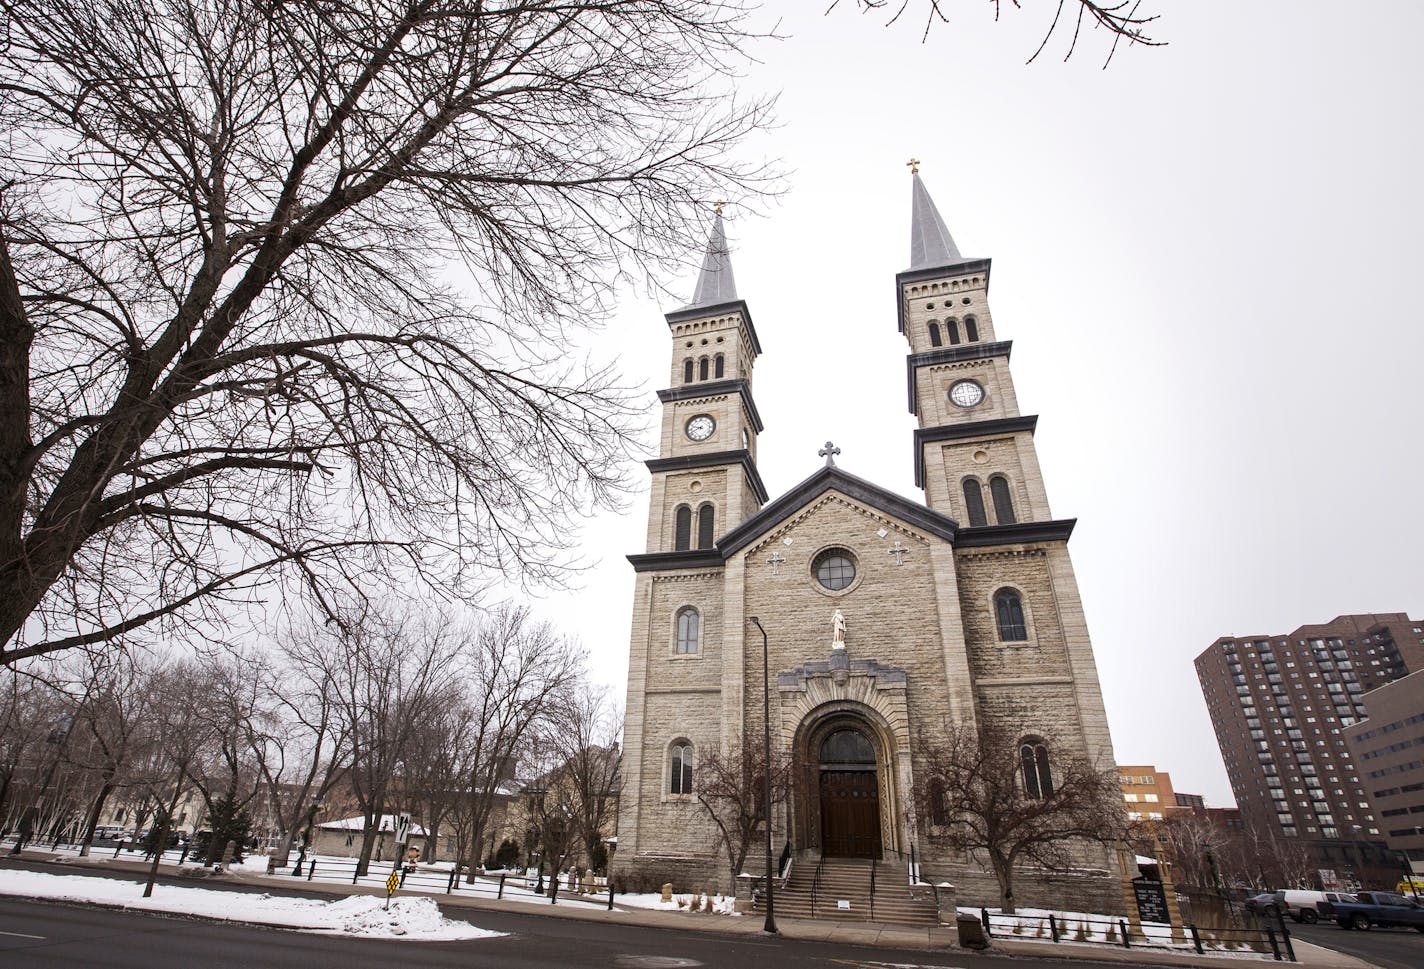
[717,465,958,558]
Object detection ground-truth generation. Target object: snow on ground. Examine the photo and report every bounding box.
[615,891,740,915]
[0,868,505,941]
[961,906,1273,957]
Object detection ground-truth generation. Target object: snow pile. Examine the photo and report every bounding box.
[0,868,503,941]
[323,895,501,940]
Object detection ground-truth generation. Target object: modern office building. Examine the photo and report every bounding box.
[1195,613,1424,888]
[1342,670,1424,875]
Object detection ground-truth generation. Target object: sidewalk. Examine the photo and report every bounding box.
[5,847,1377,969]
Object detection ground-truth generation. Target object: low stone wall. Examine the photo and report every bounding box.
[612,853,726,898]
[922,862,1124,917]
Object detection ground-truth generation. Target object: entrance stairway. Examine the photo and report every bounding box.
[754,856,939,926]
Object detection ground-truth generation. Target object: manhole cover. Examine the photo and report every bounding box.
[612,957,704,968]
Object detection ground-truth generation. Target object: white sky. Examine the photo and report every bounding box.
[505,2,1424,808]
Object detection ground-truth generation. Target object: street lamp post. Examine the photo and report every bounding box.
[748,616,776,935]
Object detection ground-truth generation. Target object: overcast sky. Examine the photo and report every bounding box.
[502,2,1424,808]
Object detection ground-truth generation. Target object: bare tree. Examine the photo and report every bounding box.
[912,721,1125,913]
[839,0,1163,62]
[693,733,791,889]
[0,0,775,667]
[547,683,623,874]
[458,605,582,883]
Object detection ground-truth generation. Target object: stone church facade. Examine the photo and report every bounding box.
[616,176,1122,911]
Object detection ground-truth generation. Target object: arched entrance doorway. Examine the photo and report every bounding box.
[818,727,882,858]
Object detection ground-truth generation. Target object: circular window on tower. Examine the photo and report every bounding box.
[948,379,985,408]
[812,547,858,592]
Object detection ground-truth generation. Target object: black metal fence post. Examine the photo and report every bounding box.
[307,858,315,880]
[1189,924,1203,954]
[1265,924,1281,961]
[549,872,559,904]
[981,907,992,937]
[1119,919,1130,948]
[497,873,506,899]
[351,864,359,885]
[607,881,615,911]
[1049,914,1059,942]
[447,869,455,893]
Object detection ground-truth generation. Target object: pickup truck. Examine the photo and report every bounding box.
[1318,891,1424,931]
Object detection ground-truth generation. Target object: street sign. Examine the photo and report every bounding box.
[386,871,400,896]
[394,812,412,846]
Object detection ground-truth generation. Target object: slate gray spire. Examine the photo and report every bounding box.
[907,172,967,271]
[683,209,738,309]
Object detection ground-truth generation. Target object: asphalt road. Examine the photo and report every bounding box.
[0,893,1161,969]
[1287,918,1423,969]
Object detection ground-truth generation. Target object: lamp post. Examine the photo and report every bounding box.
[747,616,776,935]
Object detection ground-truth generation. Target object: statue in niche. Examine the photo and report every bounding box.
[831,608,846,649]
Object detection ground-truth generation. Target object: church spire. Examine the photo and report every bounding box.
[907,171,968,272]
[683,207,738,309]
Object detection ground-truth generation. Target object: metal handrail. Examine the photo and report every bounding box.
[869,856,877,921]
[810,855,826,917]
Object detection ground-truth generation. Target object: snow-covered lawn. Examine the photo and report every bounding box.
[0,868,505,941]
[615,891,740,915]
[962,906,1274,957]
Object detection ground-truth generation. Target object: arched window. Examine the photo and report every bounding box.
[670,741,694,794]
[699,357,709,381]
[683,359,694,383]
[929,322,942,347]
[697,504,715,549]
[1019,738,1054,799]
[675,607,700,654]
[989,476,1016,525]
[965,316,979,342]
[714,354,725,379]
[674,506,692,551]
[820,728,875,764]
[928,778,949,826]
[946,319,961,345]
[962,479,988,527]
[994,588,1028,641]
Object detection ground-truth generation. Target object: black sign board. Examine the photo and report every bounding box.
[1132,878,1170,924]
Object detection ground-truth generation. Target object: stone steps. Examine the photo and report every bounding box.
[757,856,939,927]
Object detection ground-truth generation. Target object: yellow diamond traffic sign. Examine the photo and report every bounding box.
[386,871,400,895]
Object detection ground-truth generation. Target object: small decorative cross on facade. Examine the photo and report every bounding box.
[906,157,920,175]
[888,540,907,566]
[767,550,785,575]
[818,441,841,467]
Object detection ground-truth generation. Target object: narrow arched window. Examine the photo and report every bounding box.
[962,479,988,527]
[929,322,942,347]
[965,316,979,342]
[675,607,700,654]
[674,506,692,551]
[714,354,725,379]
[683,359,694,383]
[1019,739,1053,799]
[995,588,1027,641]
[989,476,1016,525]
[670,741,694,794]
[699,357,709,381]
[697,504,715,549]
[946,319,961,345]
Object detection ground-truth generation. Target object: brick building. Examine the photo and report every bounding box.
[1343,670,1424,876]
[615,175,1123,911]
[1195,614,1424,889]
[1118,765,1177,822]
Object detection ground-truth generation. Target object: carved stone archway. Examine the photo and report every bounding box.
[778,652,916,859]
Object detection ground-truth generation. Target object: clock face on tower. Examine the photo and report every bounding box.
[685,414,716,441]
[949,380,985,408]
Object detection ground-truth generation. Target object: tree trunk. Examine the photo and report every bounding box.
[990,848,1017,914]
[77,779,115,857]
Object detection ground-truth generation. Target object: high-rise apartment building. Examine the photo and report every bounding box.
[1196,613,1424,888]
[1342,670,1424,875]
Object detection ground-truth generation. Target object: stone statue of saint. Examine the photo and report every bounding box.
[831,609,846,648]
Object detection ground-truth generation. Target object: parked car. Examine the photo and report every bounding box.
[90,824,127,843]
[1245,893,1281,917]
[1319,891,1424,931]
[1271,889,1354,923]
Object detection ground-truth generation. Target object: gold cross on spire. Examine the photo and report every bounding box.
[906,158,920,174]
[713,199,725,215]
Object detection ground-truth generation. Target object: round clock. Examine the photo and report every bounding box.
[685,414,716,441]
[949,380,985,408]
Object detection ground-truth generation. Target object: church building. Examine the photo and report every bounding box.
[616,174,1122,911]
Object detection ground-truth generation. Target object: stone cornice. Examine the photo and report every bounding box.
[644,448,769,505]
[953,519,1076,548]
[905,341,1013,414]
[894,259,993,334]
[656,378,764,432]
[913,416,1039,487]
[663,299,762,356]
[626,549,724,573]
